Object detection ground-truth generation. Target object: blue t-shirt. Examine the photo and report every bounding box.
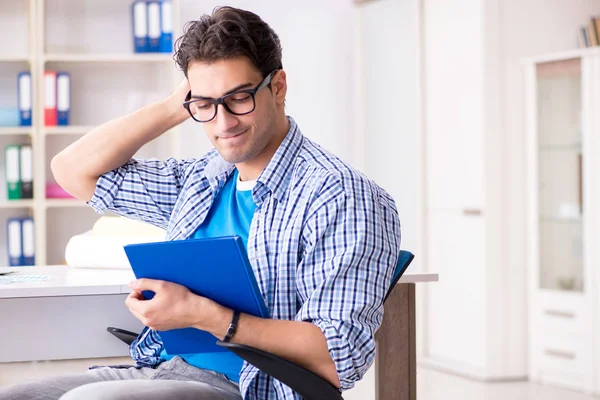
[160,169,256,382]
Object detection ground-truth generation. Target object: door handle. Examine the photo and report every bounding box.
[462,208,482,216]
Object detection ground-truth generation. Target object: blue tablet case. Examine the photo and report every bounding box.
[123,236,269,354]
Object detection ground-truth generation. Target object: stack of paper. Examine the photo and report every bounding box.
[65,217,165,269]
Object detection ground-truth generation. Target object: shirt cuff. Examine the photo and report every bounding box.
[309,318,358,391]
[87,168,124,214]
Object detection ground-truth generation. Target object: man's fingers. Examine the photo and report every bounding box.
[129,278,166,292]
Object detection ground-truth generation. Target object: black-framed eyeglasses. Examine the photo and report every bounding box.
[183,69,279,123]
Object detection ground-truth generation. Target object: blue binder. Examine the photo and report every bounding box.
[159,1,173,53]
[6,218,22,266]
[146,1,161,52]
[56,72,70,126]
[17,72,31,126]
[123,236,269,354]
[132,1,149,52]
[21,217,35,265]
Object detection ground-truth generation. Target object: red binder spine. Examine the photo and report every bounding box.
[44,71,57,126]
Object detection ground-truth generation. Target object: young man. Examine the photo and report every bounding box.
[0,6,401,400]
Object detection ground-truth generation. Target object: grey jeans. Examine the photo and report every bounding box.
[0,356,242,400]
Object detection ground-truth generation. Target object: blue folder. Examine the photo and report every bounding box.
[17,72,31,126]
[123,236,269,354]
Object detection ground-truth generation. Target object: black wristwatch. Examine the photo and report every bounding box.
[223,310,241,342]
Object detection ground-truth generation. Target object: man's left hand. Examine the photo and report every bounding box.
[126,278,211,331]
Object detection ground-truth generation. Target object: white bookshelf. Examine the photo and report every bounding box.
[0,0,182,266]
[0,56,32,63]
[0,200,35,209]
[0,128,33,136]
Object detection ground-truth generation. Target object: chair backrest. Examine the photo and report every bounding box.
[383,250,415,303]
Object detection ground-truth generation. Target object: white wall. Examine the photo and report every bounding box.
[177,0,356,165]
[356,0,420,258]
[177,0,421,253]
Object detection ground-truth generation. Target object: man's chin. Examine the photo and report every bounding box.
[218,149,251,165]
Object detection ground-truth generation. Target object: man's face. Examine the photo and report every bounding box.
[186,57,280,165]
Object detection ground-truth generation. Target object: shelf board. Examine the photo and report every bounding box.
[0,55,30,63]
[45,199,87,208]
[44,53,174,63]
[43,126,95,136]
[0,200,34,209]
[539,143,582,151]
[0,127,33,136]
[539,216,582,223]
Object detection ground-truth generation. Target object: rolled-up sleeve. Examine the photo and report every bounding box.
[88,157,197,229]
[295,175,402,390]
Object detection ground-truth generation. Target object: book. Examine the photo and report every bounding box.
[123,236,269,354]
[589,17,599,47]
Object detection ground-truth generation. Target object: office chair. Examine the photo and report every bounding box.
[108,250,414,400]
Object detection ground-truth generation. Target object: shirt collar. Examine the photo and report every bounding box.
[254,117,303,204]
[203,116,303,204]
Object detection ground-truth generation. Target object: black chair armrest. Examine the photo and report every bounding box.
[216,340,343,400]
[107,327,139,346]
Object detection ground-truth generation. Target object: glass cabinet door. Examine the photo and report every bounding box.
[536,58,583,292]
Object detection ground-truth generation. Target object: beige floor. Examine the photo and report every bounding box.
[418,368,596,400]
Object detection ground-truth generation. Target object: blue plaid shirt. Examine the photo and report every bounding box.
[89,117,401,399]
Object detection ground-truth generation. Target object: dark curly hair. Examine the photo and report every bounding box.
[174,6,283,78]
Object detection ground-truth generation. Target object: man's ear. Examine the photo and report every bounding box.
[272,70,287,105]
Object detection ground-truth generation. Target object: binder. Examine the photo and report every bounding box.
[19,145,33,199]
[159,1,173,53]
[132,1,149,53]
[7,218,22,266]
[57,72,70,126]
[17,72,32,126]
[147,1,161,52]
[44,71,57,126]
[124,236,269,354]
[5,145,21,200]
[21,217,35,266]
